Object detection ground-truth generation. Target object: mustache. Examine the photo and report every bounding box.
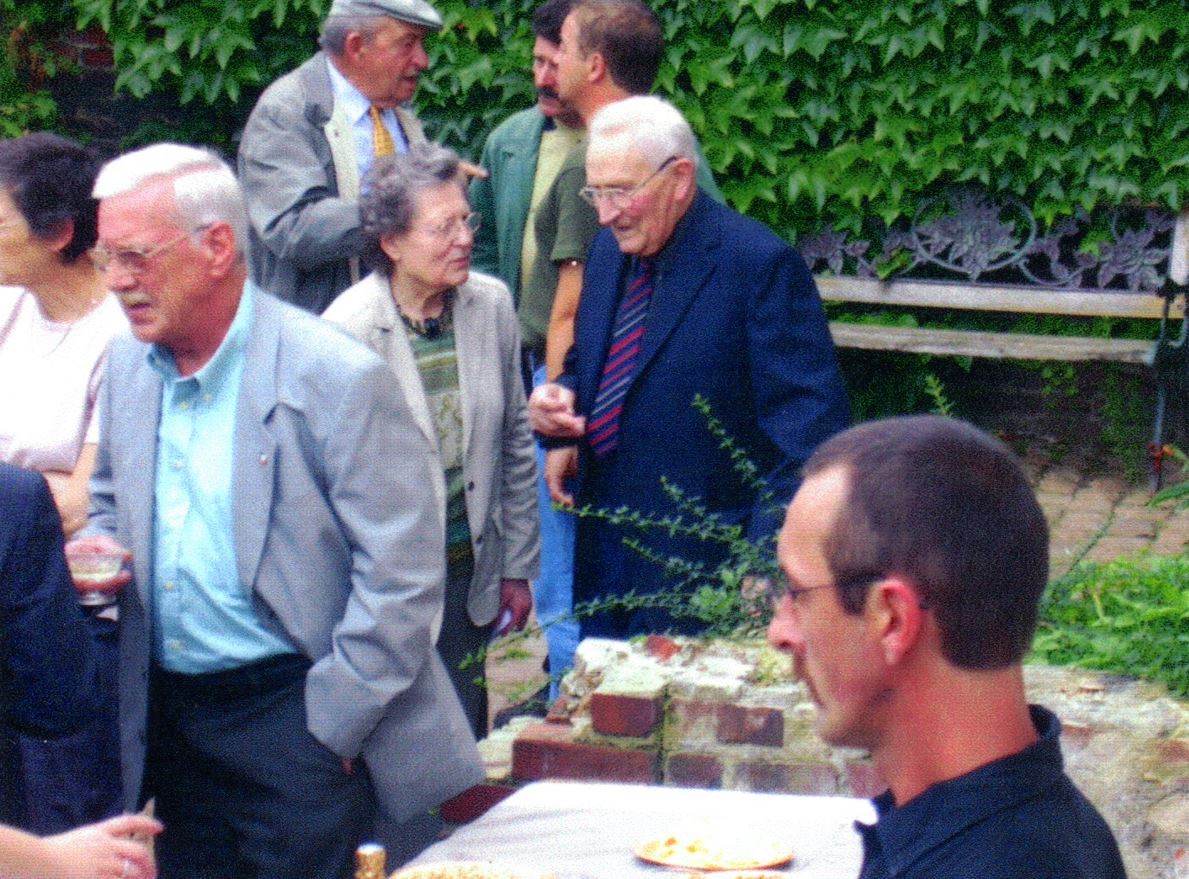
[536,86,559,101]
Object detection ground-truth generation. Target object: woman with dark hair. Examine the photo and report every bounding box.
[0,132,125,536]
[324,144,539,738]
[0,133,124,834]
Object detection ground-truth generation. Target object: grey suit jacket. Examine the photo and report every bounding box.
[86,286,483,823]
[239,52,427,313]
[323,271,540,626]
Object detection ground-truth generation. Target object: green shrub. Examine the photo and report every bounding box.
[38,0,1187,238]
[1031,554,1189,698]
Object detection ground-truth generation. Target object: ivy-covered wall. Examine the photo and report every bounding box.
[4,0,1187,239]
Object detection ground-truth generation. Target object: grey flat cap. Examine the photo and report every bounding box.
[326,0,442,30]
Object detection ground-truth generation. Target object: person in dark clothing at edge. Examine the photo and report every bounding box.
[767,415,1127,879]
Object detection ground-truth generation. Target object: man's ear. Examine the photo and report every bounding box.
[870,576,925,667]
[671,158,697,200]
[587,50,606,84]
[202,222,238,277]
[343,30,367,63]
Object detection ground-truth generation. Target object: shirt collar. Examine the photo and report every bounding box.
[326,55,373,125]
[147,282,254,394]
[857,705,1066,877]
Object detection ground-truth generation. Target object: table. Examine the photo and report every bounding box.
[408,781,876,877]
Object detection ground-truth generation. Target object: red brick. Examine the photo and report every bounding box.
[669,698,721,745]
[717,704,783,747]
[739,761,837,795]
[845,761,886,799]
[439,784,518,824]
[644,634,682,661]
[591,692,662,738]
[511,722,658,784]
[666,753,723,789]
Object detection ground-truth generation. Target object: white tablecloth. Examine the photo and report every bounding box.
[409,781,876,877]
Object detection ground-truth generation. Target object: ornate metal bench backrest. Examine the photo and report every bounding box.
[799,188,1181,295]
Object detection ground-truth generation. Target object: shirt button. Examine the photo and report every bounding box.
[163,581,176,592]
[467,481,475,491]
[168,638,183,651]
[177,401,190,411]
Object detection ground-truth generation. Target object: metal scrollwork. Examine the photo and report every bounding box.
[800,188,1176,293]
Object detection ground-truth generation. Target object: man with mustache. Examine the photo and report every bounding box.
[238,0,440,314]
[469,0,583,706]
[67,143,483,879]
[767,416,1126,879]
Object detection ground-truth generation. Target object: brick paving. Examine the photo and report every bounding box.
[487,457,1189,727]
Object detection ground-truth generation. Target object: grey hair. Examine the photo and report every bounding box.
[319,16,387,55]
[588,95,698,172]
[92,143,248,257]
[360,143,465,274]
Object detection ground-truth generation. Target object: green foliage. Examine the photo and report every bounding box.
[0,0,71,135]
[24,0,1184,238]
[1032,553,1189,698]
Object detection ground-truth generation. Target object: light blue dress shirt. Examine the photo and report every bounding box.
[326,56,410,190]
[149,283,295,673]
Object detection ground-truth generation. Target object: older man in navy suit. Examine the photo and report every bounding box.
[530,95,850,639]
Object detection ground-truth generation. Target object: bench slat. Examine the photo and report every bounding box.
[816,276,1184,320]
[828,322,1157,364]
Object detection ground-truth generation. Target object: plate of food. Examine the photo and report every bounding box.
[390,861,557,879]
[634,832,793,872]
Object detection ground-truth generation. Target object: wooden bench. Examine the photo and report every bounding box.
[801,193,1188,486]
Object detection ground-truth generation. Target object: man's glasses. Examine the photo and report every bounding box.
[417,212,481,241]
[770,571,886,608]
[579,156,678,211]
[91,226,208,275]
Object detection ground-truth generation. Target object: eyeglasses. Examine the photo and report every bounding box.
[91,228,204,275]
[579,156,678,211]
[417,212,481,241]
[771,571,885,608]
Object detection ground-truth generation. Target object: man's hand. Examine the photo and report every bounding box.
[37,813,162,879]
[63,535,132,600]
[495,578,533,636]
[528,383,585,438]
[544,447,579,506]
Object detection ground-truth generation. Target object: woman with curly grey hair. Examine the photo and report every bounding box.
[324,144,539,738]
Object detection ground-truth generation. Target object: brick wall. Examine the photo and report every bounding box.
[475,637,1189,879]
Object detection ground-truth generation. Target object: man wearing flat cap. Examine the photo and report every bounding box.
[238,0,441,313]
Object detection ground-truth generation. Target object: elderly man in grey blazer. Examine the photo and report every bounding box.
[238,0,439,314]
[66,143,483,879]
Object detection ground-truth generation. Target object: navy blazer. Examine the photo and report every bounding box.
[0,464,97,821]
[562,191,850,606]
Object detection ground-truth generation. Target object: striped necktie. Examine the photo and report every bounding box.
[369,105,396,157]
[587,258,655,458]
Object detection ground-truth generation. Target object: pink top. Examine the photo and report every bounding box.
[0,286,127,472]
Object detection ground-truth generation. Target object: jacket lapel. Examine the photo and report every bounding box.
[233,291,280,591]
[577,249,629,413]
[635,193,719,379]
[124,360,162,611]
[367,275,438,451]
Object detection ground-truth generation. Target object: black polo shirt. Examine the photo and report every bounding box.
[856,705,1127,879]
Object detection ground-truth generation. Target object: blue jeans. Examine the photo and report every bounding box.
[532,364,579,698]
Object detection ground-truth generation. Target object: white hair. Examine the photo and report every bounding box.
[588,95,698,171]
[93,143,248,257]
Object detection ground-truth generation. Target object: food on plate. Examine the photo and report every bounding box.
[635,832,793,871]
[390,862,556,879]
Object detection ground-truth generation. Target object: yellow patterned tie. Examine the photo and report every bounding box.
[369,105,396,157]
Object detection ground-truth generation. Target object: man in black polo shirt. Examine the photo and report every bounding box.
[767,416,1127,879]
